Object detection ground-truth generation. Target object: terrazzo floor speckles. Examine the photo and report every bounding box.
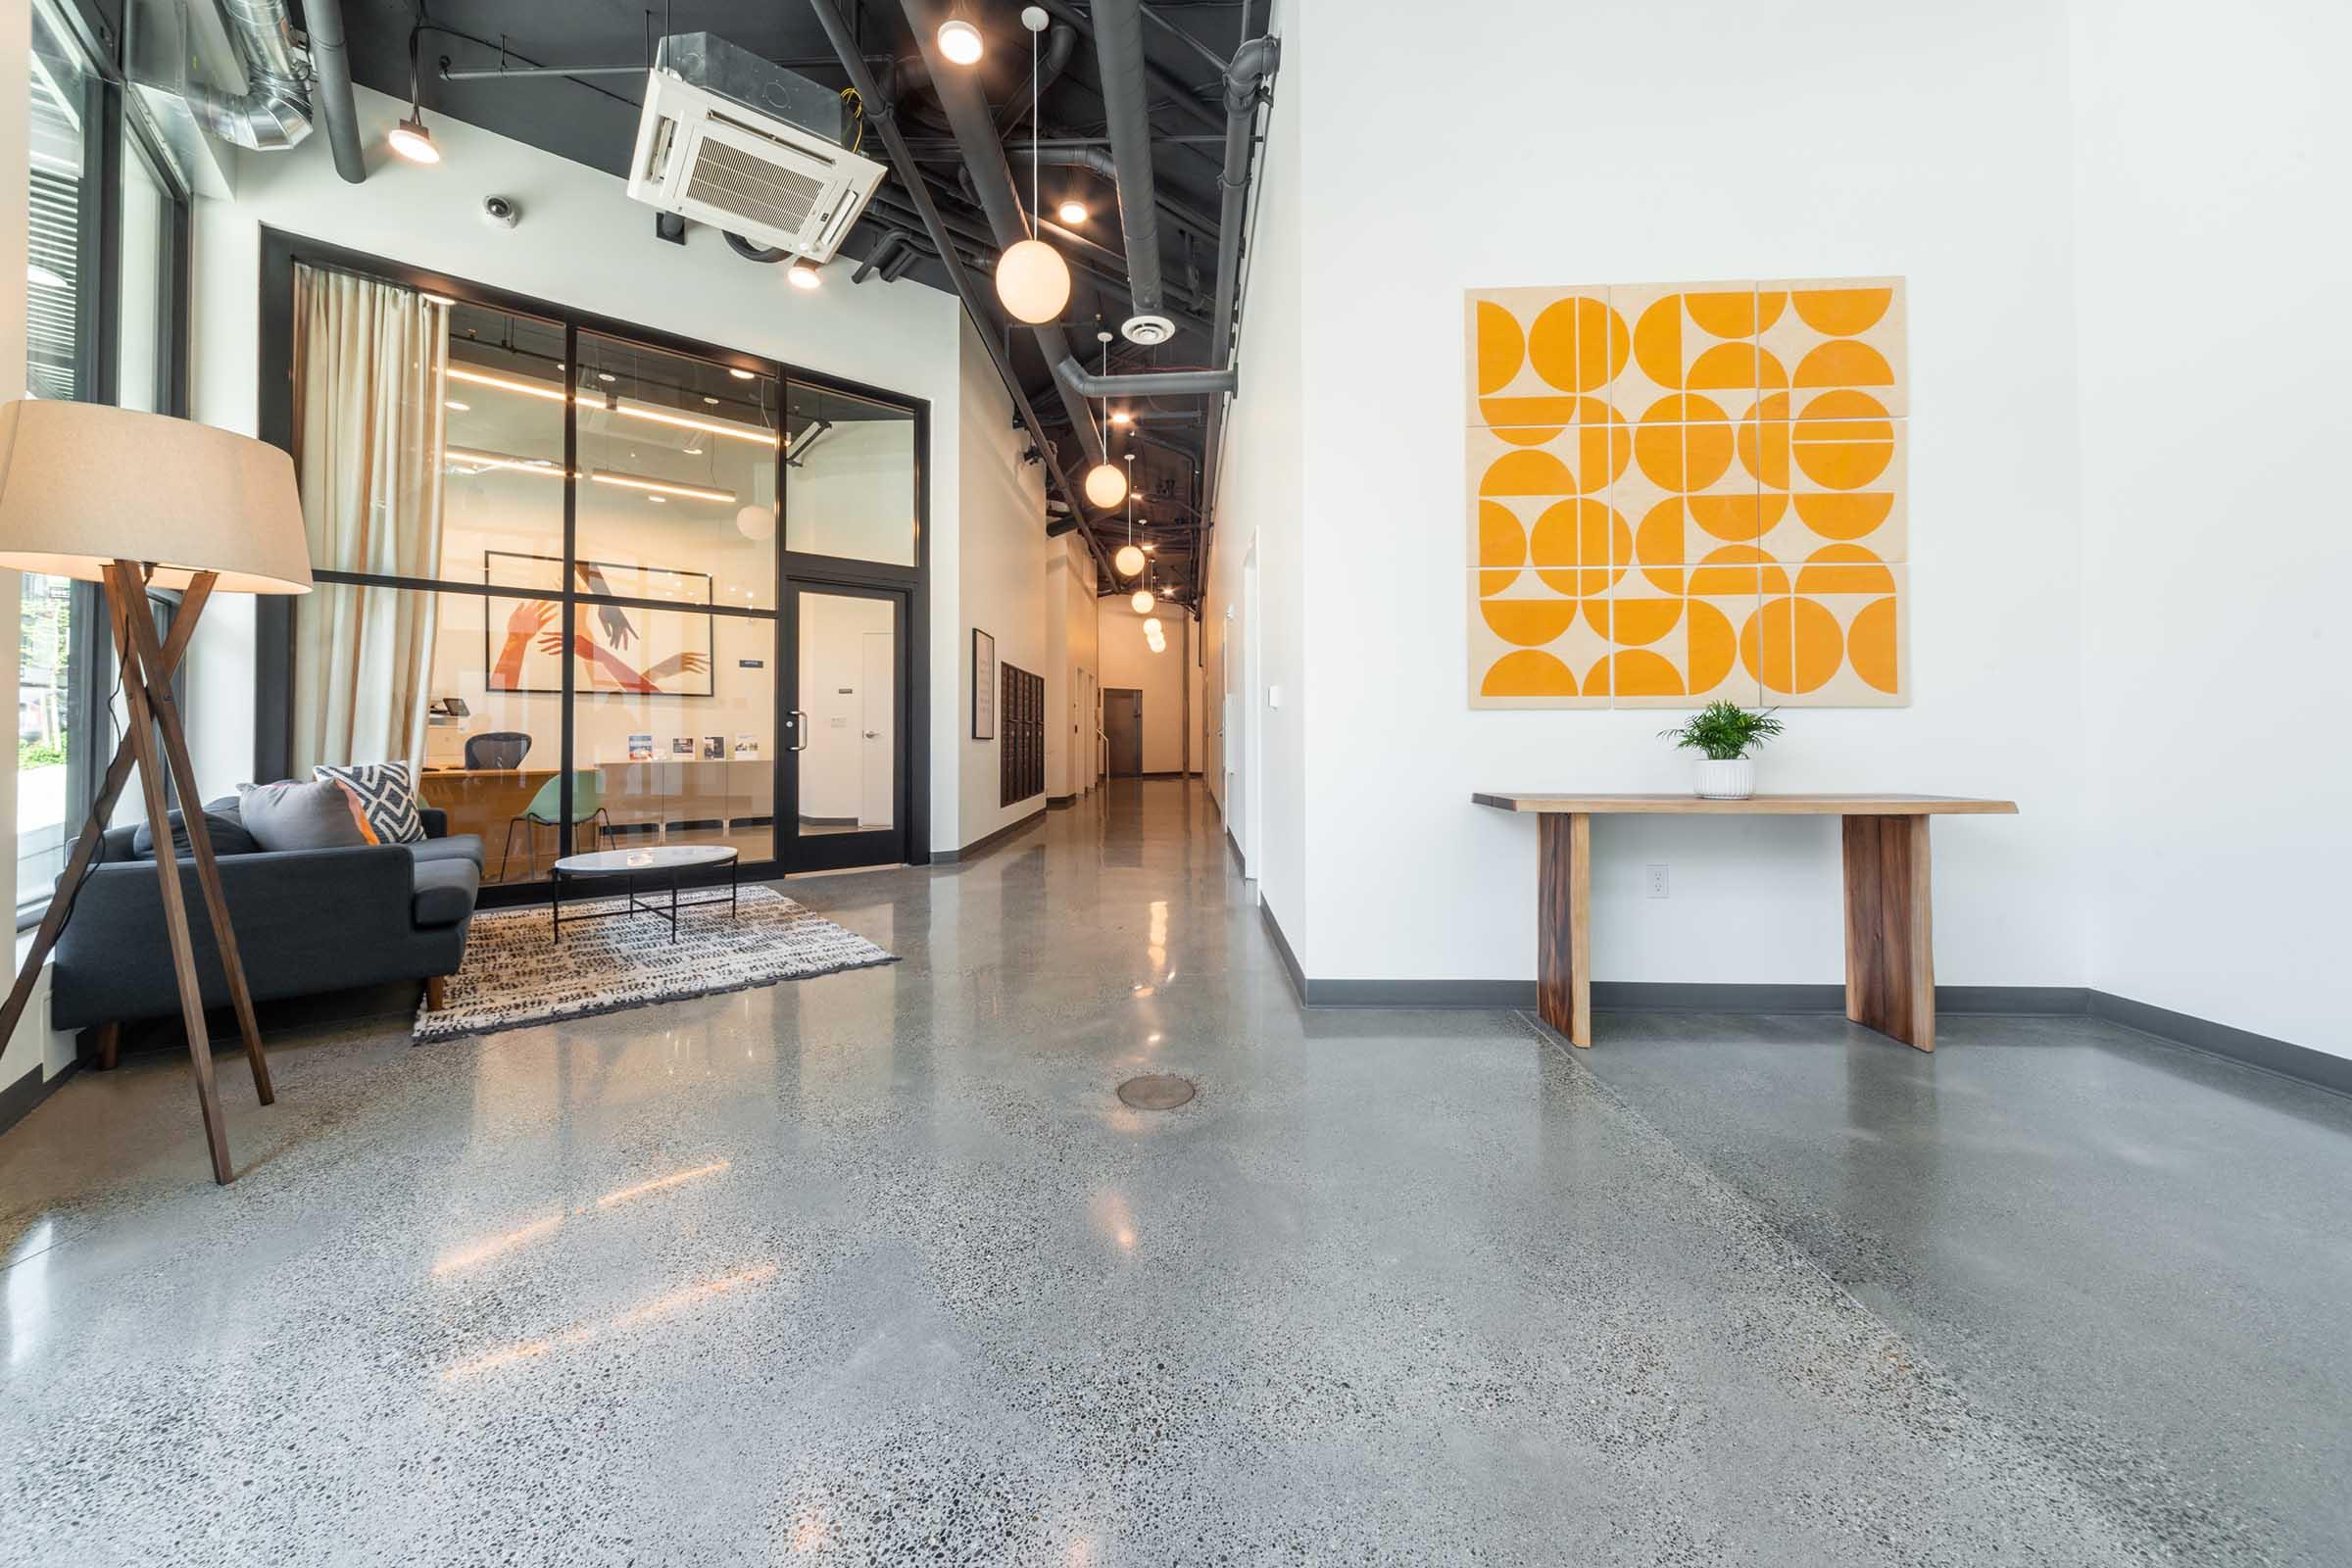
[0,783,2328,1564]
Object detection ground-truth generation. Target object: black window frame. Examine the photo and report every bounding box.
[250,228,934,896]
[18,0,194,928]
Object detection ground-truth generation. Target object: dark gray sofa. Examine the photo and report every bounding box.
[50,797,482,1039]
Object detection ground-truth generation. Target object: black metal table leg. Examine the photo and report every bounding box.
[669,868,680,942]
[551,869,562,943]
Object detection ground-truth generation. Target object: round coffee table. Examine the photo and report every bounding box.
[549,844,739,943]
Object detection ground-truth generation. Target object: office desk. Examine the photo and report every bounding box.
[417,768,560,870]
[1472,793,2019,1052]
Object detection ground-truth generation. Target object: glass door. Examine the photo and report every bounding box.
[783,581,906,871]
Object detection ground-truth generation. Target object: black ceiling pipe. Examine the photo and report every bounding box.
[807,0,1107,564]
[1055,360,1237,399]
[724,231,789,264]
[301,0,367,182]
[852,232,906,282]
[896,0,1107,470]
[1197,35,1281,547]
[1033,144,1220,244]
[1085,0,1165,327]
[997,20,1077,137]
[1027,0,1226,136]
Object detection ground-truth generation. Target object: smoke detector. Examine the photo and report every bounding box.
[1122,315,1176,346]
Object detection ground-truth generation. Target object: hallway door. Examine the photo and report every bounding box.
[1104,688,1144,777]
[784,581,908,871]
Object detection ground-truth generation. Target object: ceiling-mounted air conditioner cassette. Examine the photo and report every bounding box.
[625,32,887,264]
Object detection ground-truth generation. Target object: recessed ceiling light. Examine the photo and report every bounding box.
[703,396,720,406]
[445,400,469,412]
[388,117,440,165]
[597,371,617,383]
[1056,199,1088,225]
[729,368,755,381]
[1109,410,1131,426]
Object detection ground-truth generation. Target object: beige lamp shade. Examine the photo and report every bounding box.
[0,399,314,594]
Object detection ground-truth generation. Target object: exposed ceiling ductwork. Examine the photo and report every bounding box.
[138,0,366,179]
[1085,0,1170,345]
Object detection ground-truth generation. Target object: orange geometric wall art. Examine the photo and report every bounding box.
[1466,278,1907,709]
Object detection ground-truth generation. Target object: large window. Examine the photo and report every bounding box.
[17,1,192,923]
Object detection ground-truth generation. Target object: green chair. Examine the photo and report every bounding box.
[499,770,612,882]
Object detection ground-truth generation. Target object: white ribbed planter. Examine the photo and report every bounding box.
[1692,758,1755,800]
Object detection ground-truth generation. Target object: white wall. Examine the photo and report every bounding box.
[185,83,967,850]
[1201,0,1310,944]
[1099,606,1195,774]
[2069,0,2352,1055]
[954,317,1051,847]
[1046,532,1099,799]
[1245,0,2087,991]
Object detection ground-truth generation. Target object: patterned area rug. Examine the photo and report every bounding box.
[414,886,898,1043]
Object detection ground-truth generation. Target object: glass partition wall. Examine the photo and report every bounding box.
[268,241,926,898]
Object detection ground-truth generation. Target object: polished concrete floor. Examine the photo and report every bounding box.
[2,781,2344,1565]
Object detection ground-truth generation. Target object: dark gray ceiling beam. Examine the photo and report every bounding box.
[896,0,1109,477]
[807,0,1110,569]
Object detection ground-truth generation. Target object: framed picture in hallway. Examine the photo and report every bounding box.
[972,627,996,739]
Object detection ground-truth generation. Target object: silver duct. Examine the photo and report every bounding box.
[185,0,313,152]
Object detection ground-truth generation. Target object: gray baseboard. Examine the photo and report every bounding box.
[2088,990,2350,1099]
[1258,900,1306,999]
[931,805,1048,864]
[1249,926,2343,1099]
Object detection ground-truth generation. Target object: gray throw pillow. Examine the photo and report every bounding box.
[236,779,370,852]
[131,796,261,860]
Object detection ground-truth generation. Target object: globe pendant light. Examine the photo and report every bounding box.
[1131,587,1154,613]
[996,11,1071,325]
[1084,462,1128,508]
[1113,459,1146,575]
[1082,345,1128,508]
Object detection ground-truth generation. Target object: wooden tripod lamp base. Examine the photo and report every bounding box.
[0,401,318,1186]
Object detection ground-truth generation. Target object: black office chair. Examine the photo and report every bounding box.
[465,731,531,770]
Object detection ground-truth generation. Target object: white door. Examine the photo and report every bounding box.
[858,630,893,827]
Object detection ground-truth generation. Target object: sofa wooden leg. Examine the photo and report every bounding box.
[423,976,449,1012]
[93,1021,121,1071]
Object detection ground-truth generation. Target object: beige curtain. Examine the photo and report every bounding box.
[289,266,449,771]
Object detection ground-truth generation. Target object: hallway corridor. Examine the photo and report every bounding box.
[1,782,2337,1565]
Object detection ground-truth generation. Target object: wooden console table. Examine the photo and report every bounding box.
[1471,794,2018,1053]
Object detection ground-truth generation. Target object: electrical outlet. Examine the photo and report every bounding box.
[1644,863,1670,900]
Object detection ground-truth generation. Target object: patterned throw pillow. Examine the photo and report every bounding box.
[313,761,426,846]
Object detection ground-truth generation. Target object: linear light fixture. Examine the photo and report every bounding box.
[447,366,565,403]
[446,366,778,448]
[611,403,779,448]
[587,470,736,504]
[445,445,565,475]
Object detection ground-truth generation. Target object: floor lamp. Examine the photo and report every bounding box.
[0,399,315,1185]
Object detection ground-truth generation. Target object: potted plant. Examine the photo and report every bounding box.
[1660,701,1784,800]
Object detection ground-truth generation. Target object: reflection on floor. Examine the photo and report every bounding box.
[1,781,2341,1564]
